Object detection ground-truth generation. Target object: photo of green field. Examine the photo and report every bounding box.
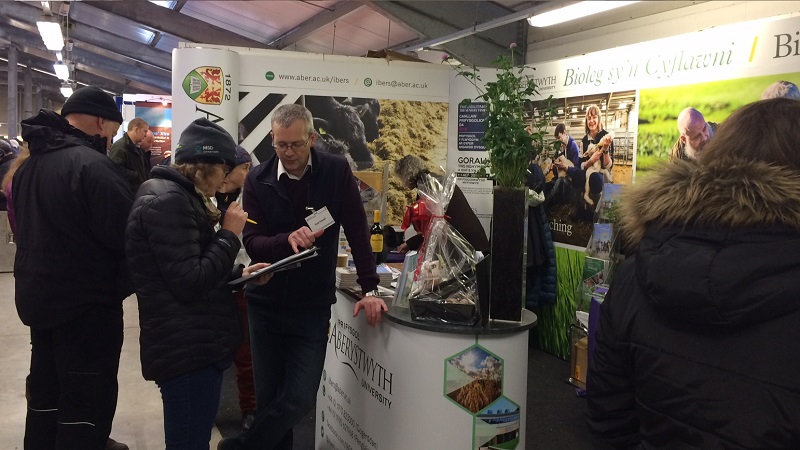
[637,72,800,175]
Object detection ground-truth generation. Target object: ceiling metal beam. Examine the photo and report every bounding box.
[80,1,273,48]
[392,3,544,54]
[269,1,364,49]
[367,1,508,66]
[392,1,519,49]
[0,14,171,80]
[0,37,167,95]
[0,2,172,72]
[0,25,170,93]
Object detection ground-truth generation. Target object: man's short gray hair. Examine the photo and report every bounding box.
[394,155,429,188]
[272,104,314,136]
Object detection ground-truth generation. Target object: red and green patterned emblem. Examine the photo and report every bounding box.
[182,66,224,105]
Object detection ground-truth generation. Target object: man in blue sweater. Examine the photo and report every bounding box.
[219,104,386,450]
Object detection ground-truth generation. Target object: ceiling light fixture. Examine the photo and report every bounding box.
[60,82,73,98]
[53,61,69,80]
[527,1,639,27]
[36,15,64,51]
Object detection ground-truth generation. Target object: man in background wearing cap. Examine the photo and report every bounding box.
[109,117,151,194]
[15,85,133,450]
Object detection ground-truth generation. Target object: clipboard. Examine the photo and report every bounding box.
[227,246,319,287]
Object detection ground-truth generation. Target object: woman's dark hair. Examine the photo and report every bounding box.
[554,123,566,139]
[699,98,800,170]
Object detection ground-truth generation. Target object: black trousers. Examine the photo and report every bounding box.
[24,304,124,450]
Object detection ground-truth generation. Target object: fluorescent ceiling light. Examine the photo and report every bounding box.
[60,83,73,98]
[53,62,69,80]
[149,1,177,9]
[528,1,639,27]
[36,17,63,51]
[55,51,62,61]
[53,61,68,79]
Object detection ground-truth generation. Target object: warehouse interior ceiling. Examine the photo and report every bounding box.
[0,1,703,103]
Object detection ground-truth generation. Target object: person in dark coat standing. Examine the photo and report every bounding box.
[212,146,258,432]
[126,118,271,450]
[109,117,151,194]
[15,86,132,450]
[0,139,18,210]
[586,98,800,448]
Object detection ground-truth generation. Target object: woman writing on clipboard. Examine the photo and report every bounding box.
[125,118,272,450]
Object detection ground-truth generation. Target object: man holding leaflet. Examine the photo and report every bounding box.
[218,103,385,450]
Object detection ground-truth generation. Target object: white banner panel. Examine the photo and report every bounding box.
[238,49,451,102]
[531,14,800,98]
[171,47,240,151]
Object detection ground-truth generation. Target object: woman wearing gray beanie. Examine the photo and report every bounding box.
[125,118,271,450]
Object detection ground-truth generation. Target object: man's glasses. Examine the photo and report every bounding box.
[273,135,311,151]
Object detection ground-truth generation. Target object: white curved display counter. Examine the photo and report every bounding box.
[315,291,537,450]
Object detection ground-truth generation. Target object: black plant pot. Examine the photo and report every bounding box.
[489,186,527,322]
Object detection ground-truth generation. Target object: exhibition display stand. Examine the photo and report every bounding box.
[315,291,537,450]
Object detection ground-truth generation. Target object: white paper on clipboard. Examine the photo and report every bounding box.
[227,246,319,287]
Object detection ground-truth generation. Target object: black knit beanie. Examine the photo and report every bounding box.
[60,86,123,123]
[175,118,237,168]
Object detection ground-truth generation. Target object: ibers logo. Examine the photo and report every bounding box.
[182,66,225,105]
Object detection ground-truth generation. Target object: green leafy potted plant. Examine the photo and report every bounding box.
[446,44,551,322]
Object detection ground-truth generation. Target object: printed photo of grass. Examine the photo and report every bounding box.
[535,246,585,359]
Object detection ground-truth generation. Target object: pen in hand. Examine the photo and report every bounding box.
[219,208,258,225]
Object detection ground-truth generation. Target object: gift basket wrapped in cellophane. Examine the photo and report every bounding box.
[408,172,480,325]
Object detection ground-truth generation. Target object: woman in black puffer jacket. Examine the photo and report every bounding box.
[125,118,270,450]
[586,98,800,449]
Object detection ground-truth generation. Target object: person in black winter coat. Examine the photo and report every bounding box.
[586,98,800,449]
[15,86,131,450]
[125,118,271,450]
[0,139,18,210]
[108,117,151,194]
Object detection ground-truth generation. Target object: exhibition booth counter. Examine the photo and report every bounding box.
[315,290,537,450]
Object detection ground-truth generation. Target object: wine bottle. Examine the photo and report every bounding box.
[370,210,384,263]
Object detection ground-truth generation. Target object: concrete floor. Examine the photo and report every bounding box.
[0,272,224,450]
[0,269,593,450]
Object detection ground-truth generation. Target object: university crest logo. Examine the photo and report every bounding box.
[182,66,224,105]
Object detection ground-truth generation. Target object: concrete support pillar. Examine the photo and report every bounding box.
[23,63,33,120]
[34,87,43,114]
[6,46,18,139]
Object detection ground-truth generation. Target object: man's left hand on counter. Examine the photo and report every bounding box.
[353,295,388,327]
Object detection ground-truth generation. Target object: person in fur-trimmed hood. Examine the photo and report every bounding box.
[586,98,800,449]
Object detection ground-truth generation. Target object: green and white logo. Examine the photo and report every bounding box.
[265,71,275,81]
[363,77,373,87]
